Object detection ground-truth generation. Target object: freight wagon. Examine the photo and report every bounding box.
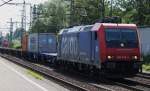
[23,33,57,62]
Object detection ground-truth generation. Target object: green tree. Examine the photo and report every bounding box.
[68,0,102,25]
[29,0,150,33]
[29,0,67,33]
[112,0,150,25]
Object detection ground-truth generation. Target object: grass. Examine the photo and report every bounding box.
[142,64,150,71]
[10,40,21,49]
[142,55,150,72]
[26,69,44,80]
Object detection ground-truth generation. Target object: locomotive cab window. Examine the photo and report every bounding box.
[105,28,138,48]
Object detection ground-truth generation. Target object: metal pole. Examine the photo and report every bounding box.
[0,0,12,7]
[102,0,105,19]
[70,0,74,26]
[110,0,113,17]
[99,0,105,19]
[37,5,39,62]
[9,18,13,47]
[21,0,26,58]
[21,0,26,31]
[30,4,32,26]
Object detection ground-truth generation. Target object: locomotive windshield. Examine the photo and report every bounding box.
[105,29,138,48]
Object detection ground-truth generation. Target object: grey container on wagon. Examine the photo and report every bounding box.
[138,27,150,56]
[28,33,57,54]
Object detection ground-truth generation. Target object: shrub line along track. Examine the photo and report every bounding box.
[0,53,113,91]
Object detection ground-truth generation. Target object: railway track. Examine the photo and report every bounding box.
[140,72,150,76]
[0,53,112,91]
[0,53,150,91]
[109,78,150,91]
[136,73,150,79]
[89,76,149,91]
[126,76,150,86]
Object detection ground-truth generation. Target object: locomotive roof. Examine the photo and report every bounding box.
[58,25,93,34]
[92,23,137,31]
[59,23,137,34]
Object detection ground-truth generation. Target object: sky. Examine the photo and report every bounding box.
[0,0,49,35]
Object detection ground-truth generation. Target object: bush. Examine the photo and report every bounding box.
[143,55,150,64]
[11,40,21,49]
[142,55,150,71]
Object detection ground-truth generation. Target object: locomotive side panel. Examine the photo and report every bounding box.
[79,31,101,67]
[79,31,92,64]
[58,30,101,67]
[60,33,79,61]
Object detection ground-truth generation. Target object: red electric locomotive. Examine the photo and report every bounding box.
[58,23,142,77]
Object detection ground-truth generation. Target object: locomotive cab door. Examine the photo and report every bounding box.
[93,31,101,68]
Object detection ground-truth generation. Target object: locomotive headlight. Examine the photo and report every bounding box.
[107,56,112,59]
[133,56,138,60]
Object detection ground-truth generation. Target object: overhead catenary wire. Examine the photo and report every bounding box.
[0,0,13,7]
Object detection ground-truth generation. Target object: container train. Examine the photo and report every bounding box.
[0,23,142,77]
